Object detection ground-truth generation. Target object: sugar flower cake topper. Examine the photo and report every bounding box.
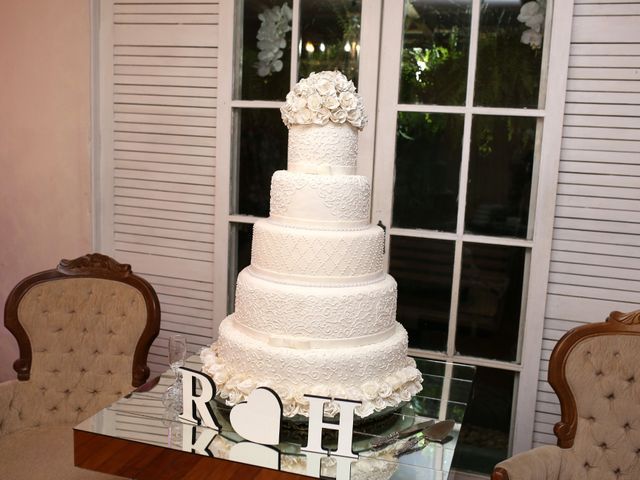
[280,71,367,130]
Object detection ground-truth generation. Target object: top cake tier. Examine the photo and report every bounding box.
[287,123,357,175]
[280,71,366,176]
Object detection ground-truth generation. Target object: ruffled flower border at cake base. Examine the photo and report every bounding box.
[200,346,423,418]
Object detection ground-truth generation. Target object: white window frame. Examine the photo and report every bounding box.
[372,0,575,454]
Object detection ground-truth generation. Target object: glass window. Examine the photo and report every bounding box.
[236,0,293,101]
[465,115,537,238]
[475,0,546,108]
[456,243,526,362]
[228,222,253,310]
[399,0,472,105]
[390,236,455,353]
[393,112,464,231]
[374,0,552,473]
[234,108,288,217]
[452,368,515,474]
[298,0,361,84]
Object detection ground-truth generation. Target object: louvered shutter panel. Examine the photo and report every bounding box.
[99,1,219,372]
[533,0,640,446]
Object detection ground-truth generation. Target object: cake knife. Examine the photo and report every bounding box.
[369,419,435,451]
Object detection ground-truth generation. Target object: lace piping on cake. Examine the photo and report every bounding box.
[232,318,398,349]
[200,346,423,418]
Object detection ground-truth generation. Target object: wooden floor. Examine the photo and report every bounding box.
[74,430,311,480]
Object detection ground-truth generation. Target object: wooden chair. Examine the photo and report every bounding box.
[0,253,161,479]
[492,309,640,479]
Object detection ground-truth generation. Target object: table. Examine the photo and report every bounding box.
[74,355,474,479]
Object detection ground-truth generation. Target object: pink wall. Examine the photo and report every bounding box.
[0,1,92,381]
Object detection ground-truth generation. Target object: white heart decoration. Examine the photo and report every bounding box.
[229,387,282,445]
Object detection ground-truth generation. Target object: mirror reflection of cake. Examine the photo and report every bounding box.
[208,434,400,480]
[201,71,422,418]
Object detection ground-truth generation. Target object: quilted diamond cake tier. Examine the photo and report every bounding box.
[250,219,384,285]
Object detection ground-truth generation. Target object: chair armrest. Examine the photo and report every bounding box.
[492,445,563,480]
[0,380,18,435]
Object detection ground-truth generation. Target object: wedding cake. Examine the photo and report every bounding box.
[201,71,422,418]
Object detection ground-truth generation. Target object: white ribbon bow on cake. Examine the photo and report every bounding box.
[289,162,355,176]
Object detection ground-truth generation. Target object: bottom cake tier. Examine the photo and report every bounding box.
[201,316,423,418]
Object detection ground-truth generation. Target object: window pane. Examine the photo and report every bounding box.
[456,243,526,362]
[399,0,472,105]
[393,112,464,231]
[235,108,288,217]
[236,0,293,101]
[452,367,514,475]
[475,0,546,108]
[298,0,361,84]
[465,115,536,238]
[389,236,455,352]
[229,222,254,313]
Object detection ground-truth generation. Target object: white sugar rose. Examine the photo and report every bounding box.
[295,107,313,124]
[227,390,243,404]
[315,78,334,96]
[378,382,393,398]
[307,93,323,112]
[283,403,300,417]
[373,397,386,411]
[314,107,331,125]
[323,94,340,110]
[291,94,307,112]
[213,370,230,385]
[294,78,314,97]
[362,381,379,401]
[338,91,358,110]
[330,108,348,123]
[324,401,340,417]
[335,76,353,93]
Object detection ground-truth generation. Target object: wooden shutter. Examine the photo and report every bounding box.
[98,1,219,372]
[533,0,640,446]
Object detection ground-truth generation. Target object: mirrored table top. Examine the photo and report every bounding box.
[76,355,474,480]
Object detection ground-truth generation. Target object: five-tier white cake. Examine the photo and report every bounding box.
[201,71,422,418]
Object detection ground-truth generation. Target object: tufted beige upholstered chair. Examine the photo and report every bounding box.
[0,253,160,479]
[492,309,640,480]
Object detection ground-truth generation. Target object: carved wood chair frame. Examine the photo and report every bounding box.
[4,253,161,387]
[492,309,640,480]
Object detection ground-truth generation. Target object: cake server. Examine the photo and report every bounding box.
[369,419,435,450]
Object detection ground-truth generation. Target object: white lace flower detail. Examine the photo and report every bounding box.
[281,71,367,130]
[255,3,293,77]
